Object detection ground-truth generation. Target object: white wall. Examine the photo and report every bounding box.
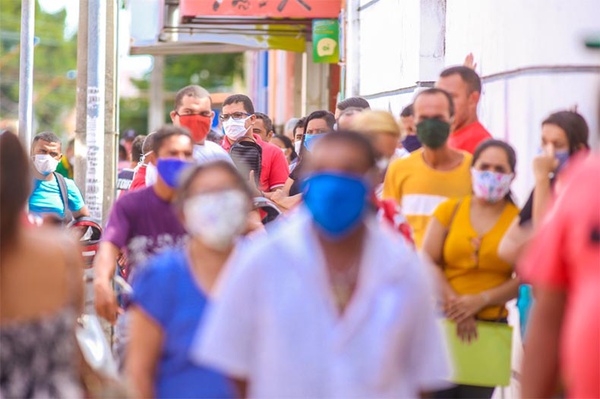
[347,0,600,204]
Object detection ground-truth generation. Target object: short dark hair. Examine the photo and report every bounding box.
[400,103,414,118]
[304,110,336,131]
[314,130,376,169]
[33,131,61,145]
[131,135,146,163]
[440,66,482,94]
[223,94,255,114]
[1,131,30,248]
[542,110,590,155]
[472,139,517,203]
[152,125,192,155]
[254,112,273,133]
[336,96,371,111]
[174,85,211,111]
[413,88,455,117]
[294,117,306,132]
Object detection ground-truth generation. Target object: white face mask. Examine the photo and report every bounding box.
[183,190,248,251]
[223,116,251,141]
[294,140,302,154]
[145,162,158,186]
[33,154,59,175]
[376,157,390,172]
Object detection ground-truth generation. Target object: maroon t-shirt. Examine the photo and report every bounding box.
[103,186,186,279]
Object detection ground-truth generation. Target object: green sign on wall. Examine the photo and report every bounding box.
[312,19,339,64]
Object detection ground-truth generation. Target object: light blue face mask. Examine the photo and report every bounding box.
[302,172,369,240]
[303,133,327,152]
[554,150,570,173]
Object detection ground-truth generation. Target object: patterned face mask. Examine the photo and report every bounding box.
[471,168,514,203]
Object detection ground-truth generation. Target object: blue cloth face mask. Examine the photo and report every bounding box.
[156,158,193,188]
[302,172,369,240]
[555,150,570,173]
[303,133,327,152]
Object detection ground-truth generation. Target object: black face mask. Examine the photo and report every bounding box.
[416,118,451,149]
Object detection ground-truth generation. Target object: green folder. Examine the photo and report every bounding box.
[443,319,513,387]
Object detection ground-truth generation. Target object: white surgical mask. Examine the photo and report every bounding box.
[294,140,302,154]
[183,190,248,251]
[376,157,391,172]
[145,162,158,186]
[33,154,59,175]
[223,116,251,141]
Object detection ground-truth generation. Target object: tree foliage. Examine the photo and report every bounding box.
[163,53,244,93]
[0,0,77,135]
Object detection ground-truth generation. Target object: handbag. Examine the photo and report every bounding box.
[442,319,513,387]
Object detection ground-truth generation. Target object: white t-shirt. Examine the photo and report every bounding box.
[193,141,232,164]
[192,209,450,398]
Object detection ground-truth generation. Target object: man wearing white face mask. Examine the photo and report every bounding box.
[219,94,289,192]
[28,131,89,222]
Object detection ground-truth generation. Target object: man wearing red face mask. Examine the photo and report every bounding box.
[170,85,231,164]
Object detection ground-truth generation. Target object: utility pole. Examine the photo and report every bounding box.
[74,0,88,194]
[104,0,118,224]
[18,0,35,152]
[84,0,107,223]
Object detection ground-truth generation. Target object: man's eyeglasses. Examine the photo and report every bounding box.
[219,112,250,121]
[175,111,212,118]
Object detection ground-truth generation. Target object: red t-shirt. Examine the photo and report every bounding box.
[447,121,492,154]
[519,155,600,399]
[129,165,147,191]
[222,134,289,191]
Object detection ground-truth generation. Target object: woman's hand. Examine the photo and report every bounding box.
[456,316,478,343]
[533,146,559,181]
[447,294,487,323]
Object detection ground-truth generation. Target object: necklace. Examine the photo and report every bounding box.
[328,259,360,312]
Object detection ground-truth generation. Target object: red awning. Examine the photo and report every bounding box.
[180,0,341,20]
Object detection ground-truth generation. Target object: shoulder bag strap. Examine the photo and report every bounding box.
[54,172,74,223]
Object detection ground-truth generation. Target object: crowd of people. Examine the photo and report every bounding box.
[0,62,598,399]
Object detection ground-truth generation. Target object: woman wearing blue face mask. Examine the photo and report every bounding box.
[498,111,590,265]
[422,140,520,399]
[498,110,590,342]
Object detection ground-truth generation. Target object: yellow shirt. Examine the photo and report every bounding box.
[382,149,473,248]
[433,196,519,320]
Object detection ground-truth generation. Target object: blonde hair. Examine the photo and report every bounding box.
[351,110,401,139]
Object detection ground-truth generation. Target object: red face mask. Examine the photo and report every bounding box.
[178,114,211,143]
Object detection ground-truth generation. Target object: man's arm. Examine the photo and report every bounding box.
[73,205,90,218]
[93,241,121,324]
